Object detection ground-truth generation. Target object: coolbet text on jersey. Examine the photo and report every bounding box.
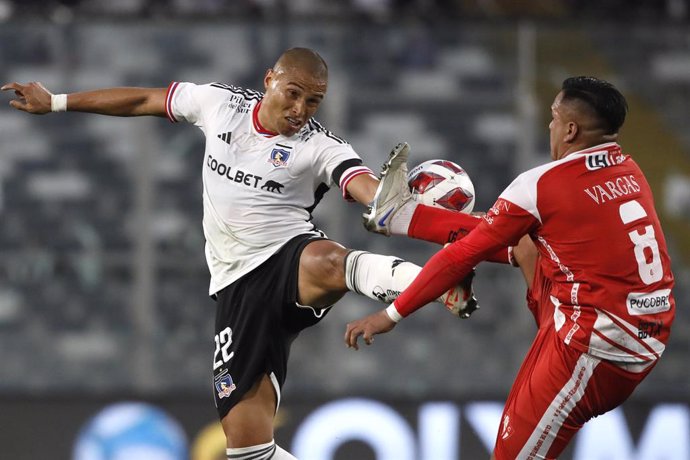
[165,82,371,295]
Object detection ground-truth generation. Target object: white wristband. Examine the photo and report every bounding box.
[385,304,404,323]
[51,93,67,112]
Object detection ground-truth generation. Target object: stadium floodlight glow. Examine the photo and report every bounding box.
[292,398,416,460]
[289,399,690,460]
[573,404,690,460]
[418,402,460,460]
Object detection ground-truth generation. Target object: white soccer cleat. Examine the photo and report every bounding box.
[363,142,413,236]
[438,269,480,319]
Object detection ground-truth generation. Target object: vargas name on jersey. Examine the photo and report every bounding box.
[488,143,675,367]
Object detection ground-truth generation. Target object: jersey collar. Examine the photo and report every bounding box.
[572,142,620,156]
[252,100,279,138]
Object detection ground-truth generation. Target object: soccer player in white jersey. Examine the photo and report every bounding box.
[347,76,676,459]
[2,47,477,460]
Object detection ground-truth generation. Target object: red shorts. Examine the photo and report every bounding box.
[495,264,654,459]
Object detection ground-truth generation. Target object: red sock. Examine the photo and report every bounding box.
[408,205,481,244]
[408,205,511,264]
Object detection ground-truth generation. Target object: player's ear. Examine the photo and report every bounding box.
[263,68,274,91]
[565,121,579,143]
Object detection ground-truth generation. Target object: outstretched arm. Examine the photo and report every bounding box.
[346,198,539,349]
[345,227,505,349]
[1,81,167,117]
[345,231,501,350]
[344,173,379,205]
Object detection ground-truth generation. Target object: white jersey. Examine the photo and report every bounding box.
[165,82,372,295]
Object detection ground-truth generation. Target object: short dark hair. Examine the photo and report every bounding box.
[561,76,628,134]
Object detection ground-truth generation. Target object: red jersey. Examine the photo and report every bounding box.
[394,143,675,365]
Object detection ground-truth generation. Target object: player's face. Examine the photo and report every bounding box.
[261,67,326,137]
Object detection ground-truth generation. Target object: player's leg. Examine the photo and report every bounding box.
[491,325,653,460]
[215,311,284,458]
[296,239,349,309]
[221,374,278,452]
[492,324,580,459]
[213,236,321,459]
[512,235,538,287]
[360,141,471,242]
[297,239,477,315]
[223,394,297,460]
[511,234,551,326]
[362,143,511,263]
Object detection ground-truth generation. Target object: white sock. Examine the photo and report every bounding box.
[389,200,418,235]
[273,444,298,459]
[345,250,444,304]
[227,440,276,460]
[227,440,297,460]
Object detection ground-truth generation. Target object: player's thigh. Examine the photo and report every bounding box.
[524,260,554,328]
[221,373,277,448]
[212,235,325,420]
[494,328,650,460]
[494,328,597,459]
[513,234,538,287]
[298,239,350,307]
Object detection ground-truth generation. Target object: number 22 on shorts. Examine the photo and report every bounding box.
[213,327,235,370]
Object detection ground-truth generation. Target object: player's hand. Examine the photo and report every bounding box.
[441,268,480,319]
[345,309,396,350]
[1,81,53,114]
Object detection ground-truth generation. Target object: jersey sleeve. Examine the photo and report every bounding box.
[165,81,224,129]
[393,226,506,317]
[393,195,540,318]
[480,167,545,247]
[313,140,374,201]
[497,169,541,222]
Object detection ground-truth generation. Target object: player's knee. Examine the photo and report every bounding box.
[300,241,348,287]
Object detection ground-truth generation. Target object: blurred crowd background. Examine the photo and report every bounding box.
[1,0,689,21]
[0,1,689,457]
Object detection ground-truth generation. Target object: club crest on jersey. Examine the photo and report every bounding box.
[268,148,290,167]
[214,371,237,399]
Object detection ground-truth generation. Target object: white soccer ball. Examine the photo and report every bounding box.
[407,159,475,213]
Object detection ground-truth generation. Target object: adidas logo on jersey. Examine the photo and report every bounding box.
[217,132,232,144]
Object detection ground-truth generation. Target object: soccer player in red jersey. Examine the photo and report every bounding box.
[348,76,676,459]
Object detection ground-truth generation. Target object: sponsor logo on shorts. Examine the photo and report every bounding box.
[626,289,672,316]
[638,320,663,339]
[214,370,237,399]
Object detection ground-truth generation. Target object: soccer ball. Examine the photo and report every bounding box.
[407,159,475,213]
